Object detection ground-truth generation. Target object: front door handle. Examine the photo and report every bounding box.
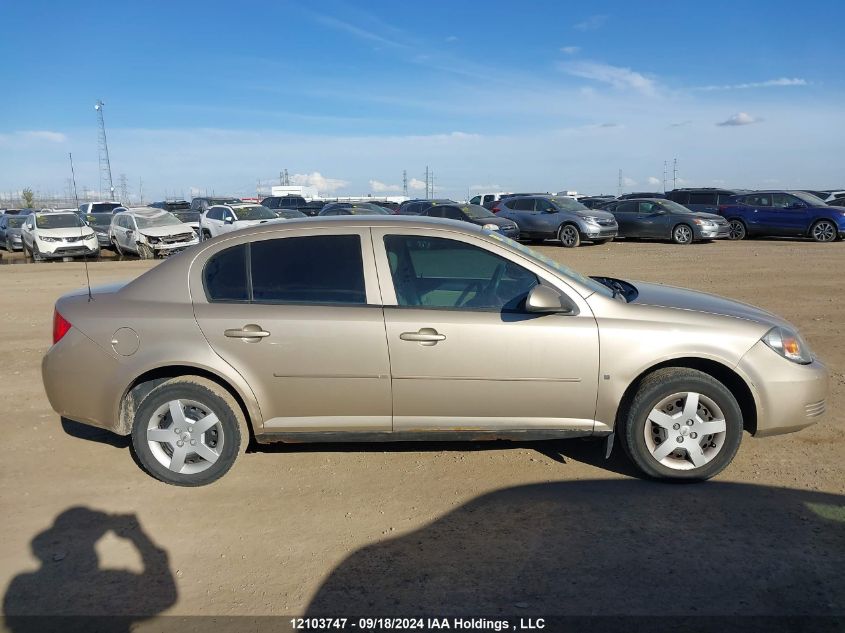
[399,328,446,346]
[225,324,270,341]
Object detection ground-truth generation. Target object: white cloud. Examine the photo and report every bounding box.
[717,112,761,127]
[622,177,637,187]
[291,171,349,192]
[408,178,426,190]
[559,61,657,96]
[445,35,458,42]
[573,15,607,31]
[369,179,401,192]
[696,77,808,91]
[647,176,661,186]
[0,130,67,146]
[560,46,580,55]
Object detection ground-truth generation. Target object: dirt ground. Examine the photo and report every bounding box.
[0,239,843,628]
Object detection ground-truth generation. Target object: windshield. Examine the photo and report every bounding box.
[166,202,191,211]
[487,232,613,298]
[233,205,277,221]
[173,211,200,223]
[135,212,182,229]
[277,209,306,219]
[337,204,389,215]
[35,214,83,229]
[793,191,826,206]
[658,200,695,214]
[550,197,590,212]
[462,204,495,219]
[7,217,25,228]
[91,202,122,213]
[85,213,112,226]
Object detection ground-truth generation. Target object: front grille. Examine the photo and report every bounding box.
[161,233,194,243]
[596,218,616,226]
[805,400,826,418]
[64,235,88,243]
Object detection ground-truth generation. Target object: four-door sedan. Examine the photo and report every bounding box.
[719,191,845,242]
[496,195,618,247]
[602,198,730,244]
[420,202,519,239]
[42,216,827,487]
[0,213,26,251]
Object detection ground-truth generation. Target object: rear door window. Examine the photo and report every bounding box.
[204,244,249,302]
[687,192,717,205]
[669,191,689,205]
[745,194,772,207]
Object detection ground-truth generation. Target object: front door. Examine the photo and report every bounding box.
[192,229,392,433]
[636,201,670,239]
[372,228,600,432]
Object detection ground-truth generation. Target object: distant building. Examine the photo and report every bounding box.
[270,185,320,200]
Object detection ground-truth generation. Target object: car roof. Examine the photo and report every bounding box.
[118,206,174,217]
[33,210,77,217]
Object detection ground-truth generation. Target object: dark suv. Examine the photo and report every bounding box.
[718,191,845,242]
[190,197,242,213]
[397,199,454,215]
[667,188,748,214]
[261,195,307,210]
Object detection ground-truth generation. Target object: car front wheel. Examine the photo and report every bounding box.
[672,224,693,244]
[131,376,249,486]
[558,224,581,248]
[728,220,746,240]
[618,367,743,481]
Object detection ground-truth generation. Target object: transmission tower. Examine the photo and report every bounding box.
[617,169,623,196]
[425,166,430,199]
[402,170,408,197]
[673,158,678,189]
[118,173,129,203]
[94,100,115,200]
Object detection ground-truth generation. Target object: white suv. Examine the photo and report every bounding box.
[77,201,123,215]
[21,211,99,260]
[109,207,199,259]
[199,203,280,240]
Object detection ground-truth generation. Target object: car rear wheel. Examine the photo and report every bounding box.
[558,224,581,248]
[810,220,837,243]
[201,229,212,242]
[728,220,746,240]
[672,224,693,244]
[130,376,249,486]
[618,367,743,481]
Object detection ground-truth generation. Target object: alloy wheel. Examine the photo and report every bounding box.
[812,220,836,243]
[728,220,746,240]
[146,399,224,475]
[673,225,692,244]
[643,392,727,470]
[559,225,580,247]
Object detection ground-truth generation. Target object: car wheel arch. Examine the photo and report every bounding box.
[808,218,839,237]
[614,357,758,436]
[118,364,259,439]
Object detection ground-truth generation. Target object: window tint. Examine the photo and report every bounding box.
[638,201,660,213]
[616,201,637,213]
[773,193,800,209]
[263,197,280,209]
[509,198,534,211]
[535,199,556,212]
[204,244,249,301]
[669,191,689,204]
[426,207,444,218]
[441,206,464,220]
[482,195,495,204]
[687,192,717,205]
[745,194,772,207]
[251,235,366,304]
[469,196,481,205]
[717,193,735,205]
[384,235,538,311]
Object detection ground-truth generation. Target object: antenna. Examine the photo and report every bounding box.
[94,100,115,200]
[68,153,80,208]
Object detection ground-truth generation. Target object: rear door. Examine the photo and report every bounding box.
[686,192,718,213]
[191,228,391,433]
[744,193,777,235]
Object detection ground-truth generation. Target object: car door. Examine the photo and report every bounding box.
[191,228,392,433]
[371,228,599,432]
[121,215,138,252]
[611,201,637,236]
[772,193,810,236]
[742,194,774,235]
[636,201,670,238]
[206,206,225,236]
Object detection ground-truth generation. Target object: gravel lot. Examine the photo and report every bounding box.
[0,239,843,626]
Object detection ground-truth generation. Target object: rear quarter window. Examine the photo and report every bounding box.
[204,244,249,301]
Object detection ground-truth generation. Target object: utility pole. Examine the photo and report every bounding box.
[424,166,431,199]
[139,177,143,204]
[94,100,115,200]
[617,169,623,197]
[68,152,80,208]
[283,169,290,186]
[118,173,129,203]
[673,158,678,190]
[663,160,668,193]
[402,170,408,197]
[430,170,435,198]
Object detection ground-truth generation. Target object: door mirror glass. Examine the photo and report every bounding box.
[525,284,573,314]
[224,216,234,224]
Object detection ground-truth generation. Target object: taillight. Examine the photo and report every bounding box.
[53,309,72,344]
[491,204,502,213]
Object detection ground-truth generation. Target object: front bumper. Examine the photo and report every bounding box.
[37,238,99,258]
[6,235,23,250]
[149,238,199,256]
[699,225,730,240]
[581,223,618,240]
[737,340,829,437]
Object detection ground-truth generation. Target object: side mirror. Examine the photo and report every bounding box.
[224,216,234,224]
[543,208,558,214]
[525,285,574,314]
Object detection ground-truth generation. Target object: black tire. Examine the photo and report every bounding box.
[810,219,838,243]
[130,376,249,486]
[671,223,694,245]
[618,367,743,481]
[728,219,746,241]
[558,224,581,248]
[112,238,124,256]
[31,243,44,262]
[5,238,12,252]
[201,229,212,242]
[138,243,155,259]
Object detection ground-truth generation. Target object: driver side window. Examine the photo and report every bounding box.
[384,235,538,312]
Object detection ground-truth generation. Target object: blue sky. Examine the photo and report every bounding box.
[1,0,843,200]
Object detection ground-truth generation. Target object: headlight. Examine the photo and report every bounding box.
[482,223,501,231]
[582,216,600,224]
[143,234,161,244]
[38,236,61,242]
[762,326,813,364]
[692,219,716,227]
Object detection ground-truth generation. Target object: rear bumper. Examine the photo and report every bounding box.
[737,341,829,437]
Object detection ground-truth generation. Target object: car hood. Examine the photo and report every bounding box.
[573,208,616,220]
[139,223,196,238]
[475,216,517,229]
[629,280,790,329]
[35,227,95,238]
[685,212,725,222]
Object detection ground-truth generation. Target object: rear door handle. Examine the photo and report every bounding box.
[225,324,270,341]
[400,328,446,346]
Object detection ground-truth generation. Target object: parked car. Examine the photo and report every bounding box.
[21,211,99,260]
[1,208,29,216]
[299,201,327,217]
[261,195,307,210]
[189,197,242,214]
[110,207,199,258]
[77,201,123,215]
[468,192,511,209]
[318,202,390,216]
[805,190,845,204]
[617,192,667,200]
[397,199,453,215]
[496,195,618,247]
[148,201,199,232]
[376,200,401,212]
[271,209,308,220]
[579,196,616,209]
[150,200,191,212]
[82,212,115,250]
[42,215,828,486]
[602,199,730,244]
[420,202,519,238]
[199,203,279,240]
[718,191,845,242]
[0,214,26,251]
[667,188,749,214]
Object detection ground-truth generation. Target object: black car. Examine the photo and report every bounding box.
[579,196,617,209]
[1,209,30,216]
[274,209,308,219]
[261,195,307,210]
[617,192,667,200]
[420,202,520,239]
[190,197,242,213]
[667,188,749,214]
[82,213,115,250]
[319,202,391,216]
[150,200,191,212]
[397,199,454,215]
[602,198,729,244]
